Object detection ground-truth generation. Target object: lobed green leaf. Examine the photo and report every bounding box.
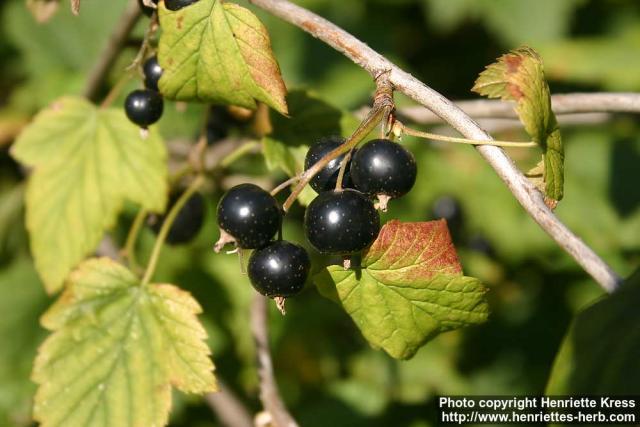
[11,97,168,293]
[32,258,217,427]
[157,0,288,114]
[314,220,489,359]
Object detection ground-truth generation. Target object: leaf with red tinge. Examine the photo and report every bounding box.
[473,46,564,204]
[314,220,489,360]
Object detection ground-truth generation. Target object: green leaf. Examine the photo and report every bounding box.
[157,0,288,115]
[0,258,49,426]
[473,46,564,204]
[11,97,168,293]
[423,0,583,46]
[25,0,60,23]
[314,220,489,359]
[33,257,217,427]
[546,269,640,395]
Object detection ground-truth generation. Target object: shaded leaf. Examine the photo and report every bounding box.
[546,269,640,395]
[538,27,640,91]
[423,0,583,46]
[33,257,217,427]
[157,0,288,114]
[0,258,48,426]
[11,97,168,293]
[473,46,564,203]
[314,220,488,359]
[26,0,60,23]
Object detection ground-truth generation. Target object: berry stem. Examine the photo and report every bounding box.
[220,141,261,168]
[399,123,538,148]
[282,105,386,211]
[100,71,135,108]
[141,174,205,285]
[127,12,159,73]
[334,149,352,191]
[122,208,148,273]
[270,176,300,196]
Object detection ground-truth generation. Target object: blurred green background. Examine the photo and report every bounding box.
[1,0,639,426]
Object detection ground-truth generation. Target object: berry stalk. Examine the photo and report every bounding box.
[282,105,386,211]
[122,208,148,273]
[141,174,205,285]
[397,122,538,148]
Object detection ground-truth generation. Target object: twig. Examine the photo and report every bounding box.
[398,93,640,124]
[204,381,254,427]
[251,294,298,427]
[248,0,622,292]
[83,0,142,101]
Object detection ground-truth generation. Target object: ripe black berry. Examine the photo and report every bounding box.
[165,0,199,11]
[304,189,380,255]
[138,0,159,16]
[248,241,310,298]
[143,56,163,92]
[304,136,353,192]
[149,192,205,245]
[351,139,417,199]
[217,183,282,249]
[124,89,163,127]
[430,195,464,241]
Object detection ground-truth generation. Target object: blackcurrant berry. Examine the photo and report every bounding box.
[165,0,199,11]
[149,192,205,245]
[124,89,164,127]
[304,136,354,193]
[217,183,282,249]
[143,56,163,92]
[304,189,380,255]
[430,195,464,241]
[351,139,417,199]
[248,241,310,298]
[138,0,159,16]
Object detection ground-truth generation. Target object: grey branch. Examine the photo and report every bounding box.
[248,0,622,292]
[205,381,255,427]
[251,294,299,427]
[399,93,640,124]
[83,0,142,101]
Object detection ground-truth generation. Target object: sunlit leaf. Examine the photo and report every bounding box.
[158,0,288,114]
[473,46,564,205]
[33,257,217,427]
[314,220,488,359]
[11,97,168,293]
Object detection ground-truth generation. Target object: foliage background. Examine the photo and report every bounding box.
[0,0,639,426]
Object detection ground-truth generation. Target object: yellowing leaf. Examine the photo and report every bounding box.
[32,257,217,427]
[473,46,564,203]
[158,0,288,114]
[11,97,168,293]
[314,220,488,359]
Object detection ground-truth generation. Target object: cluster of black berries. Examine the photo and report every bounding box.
[216,137,417,301]
[126,0,200,128]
